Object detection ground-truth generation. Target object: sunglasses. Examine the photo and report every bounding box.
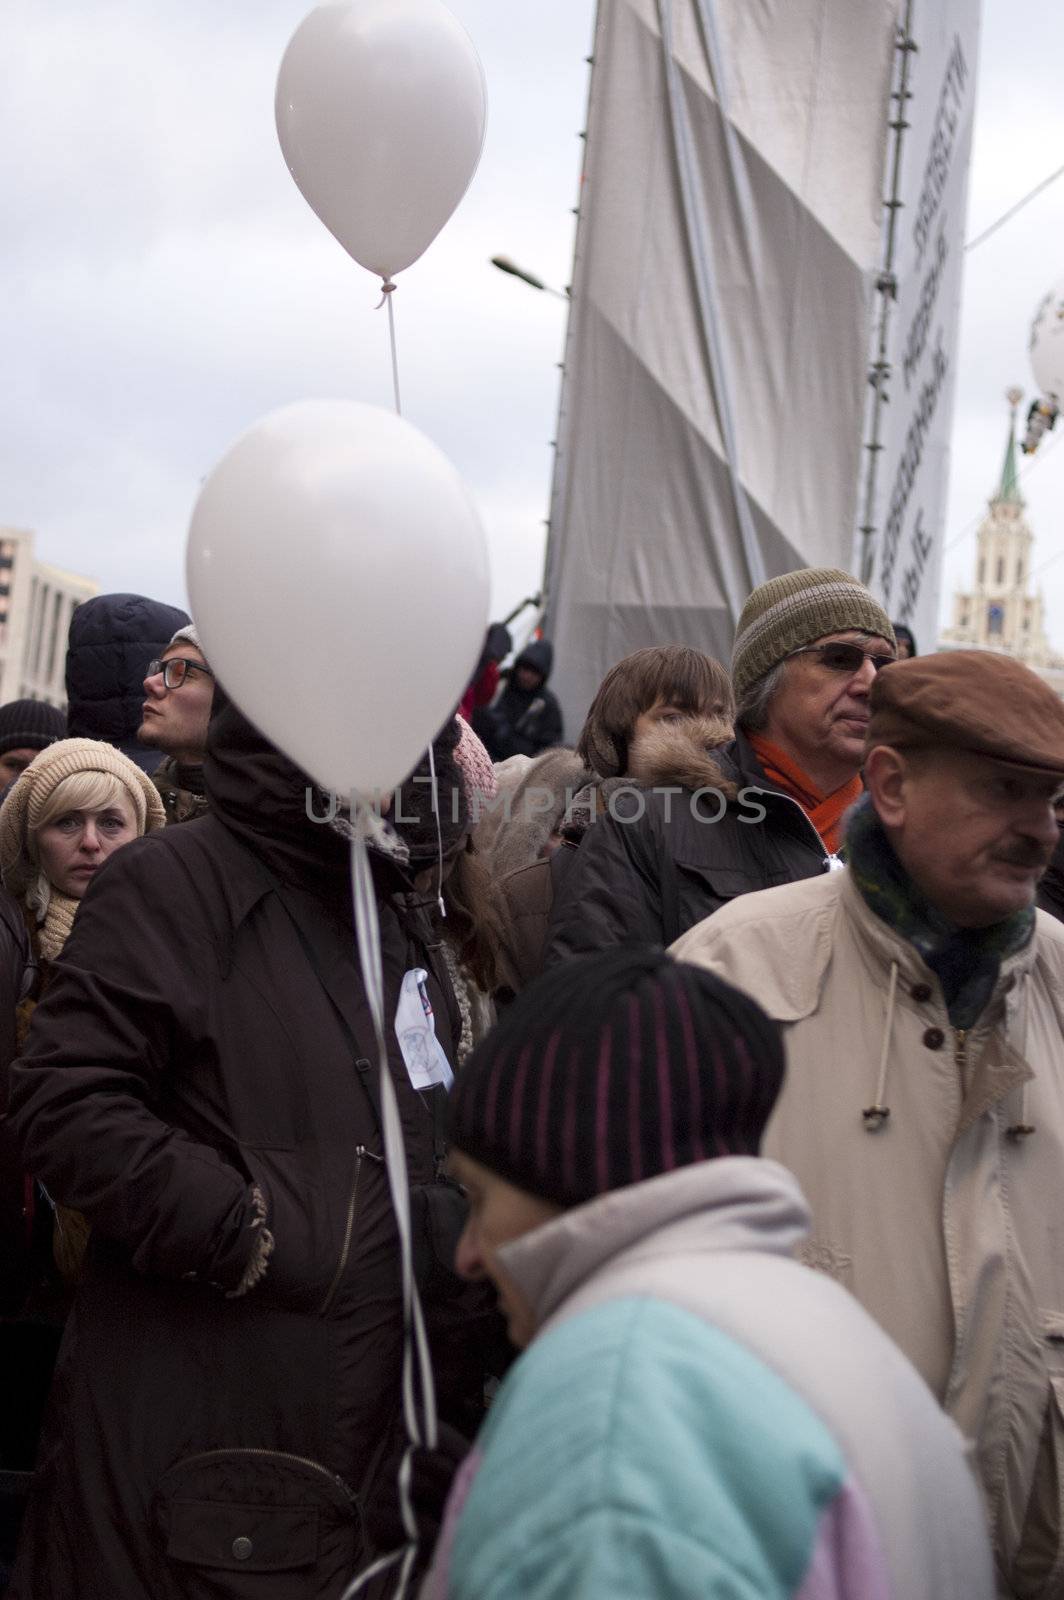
[146,657,215,690]
[788,642,896,675]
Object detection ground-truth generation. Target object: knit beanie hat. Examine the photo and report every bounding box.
[731,568,895,704]
[454,715,499,806]
[0,699,66,759]
[0,737,166,894]
[449,947,785,1208]
[169,623,208,664]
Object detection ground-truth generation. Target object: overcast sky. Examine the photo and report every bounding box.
[5,1,1064,653]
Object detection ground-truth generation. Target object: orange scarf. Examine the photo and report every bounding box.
[747,734,863,856]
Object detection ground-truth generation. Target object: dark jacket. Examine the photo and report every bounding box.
[65,593,189,774]
[543,729,834,964]
[153,757,210,826]
[6,701,462,1599]
[474,641,563,761]
[1037,829,1064,924]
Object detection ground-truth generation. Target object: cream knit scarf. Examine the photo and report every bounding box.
[38,891,79,963]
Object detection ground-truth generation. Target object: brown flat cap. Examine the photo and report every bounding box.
[866,650,1064,775]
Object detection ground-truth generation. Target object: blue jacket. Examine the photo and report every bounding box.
[421,1162,992,1600]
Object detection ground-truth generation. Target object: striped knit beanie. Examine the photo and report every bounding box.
[732,568,895,704]
[0,699,66,758]
[448,947,784,1207]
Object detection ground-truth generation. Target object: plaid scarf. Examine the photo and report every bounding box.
[846,795,1033,1029]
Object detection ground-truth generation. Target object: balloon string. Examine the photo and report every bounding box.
[426,741,446,918]
[376,278,403,416]
[340,815,437,1600]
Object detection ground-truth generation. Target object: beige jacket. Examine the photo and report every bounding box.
[673,870,1064,1599]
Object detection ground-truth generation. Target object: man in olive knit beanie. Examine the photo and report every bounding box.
[545,567,895,962]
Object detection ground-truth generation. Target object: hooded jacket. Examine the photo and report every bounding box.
[65,593,190,774]
[494,716,731,995]
[673,870,1064,1597]
[420,1161,993,1600]
[543,727,833,968]
[5,699,463,1600]
[474,642,563,762]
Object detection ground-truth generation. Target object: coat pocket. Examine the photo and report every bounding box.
[153,1447,361,1600]
[1013,1313,1064,1599]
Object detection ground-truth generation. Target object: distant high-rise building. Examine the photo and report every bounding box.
[0,527,99,707]
[940,395,1064,691]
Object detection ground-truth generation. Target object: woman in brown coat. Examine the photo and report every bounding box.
[5,698,475,1599]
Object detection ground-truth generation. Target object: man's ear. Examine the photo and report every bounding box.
[864,744,909,829]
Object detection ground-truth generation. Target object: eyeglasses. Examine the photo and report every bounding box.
[146,657,215,690]
[788,642,896,675]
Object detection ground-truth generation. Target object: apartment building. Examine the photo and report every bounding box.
[0,527,98,707]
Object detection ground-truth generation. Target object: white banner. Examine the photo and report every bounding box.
[858,0,981,645]
[543,0,902,731]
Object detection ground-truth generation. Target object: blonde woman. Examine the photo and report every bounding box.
[0,739,165,1570]
[0,737,166,1263]
[0,739,165,1033]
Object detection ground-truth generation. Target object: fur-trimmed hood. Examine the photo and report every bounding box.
[565,715,735,837]
[481,747,591,880]
[627,714,735,798]
[485,717,734,874]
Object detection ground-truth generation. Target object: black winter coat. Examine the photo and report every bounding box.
[6,703,465,1599]
[543,730,834,962]
[65,592,190,773]
[474,641,563,761]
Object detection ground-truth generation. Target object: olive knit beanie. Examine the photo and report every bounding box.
[448,946,785,1208]
[0,737,166,893]
[731,568,895,704]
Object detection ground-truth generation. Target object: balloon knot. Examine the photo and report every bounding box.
[375,278,397,310]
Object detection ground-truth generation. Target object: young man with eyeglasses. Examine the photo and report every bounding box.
[545,569,896,961]
[138,625,215,824]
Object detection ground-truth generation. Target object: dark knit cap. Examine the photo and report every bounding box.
[0,699,66,759]
[449,947,784,1207]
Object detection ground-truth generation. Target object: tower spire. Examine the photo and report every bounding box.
[998,387,1024,506]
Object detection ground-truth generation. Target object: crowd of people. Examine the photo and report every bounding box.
[0,567,1062,1597]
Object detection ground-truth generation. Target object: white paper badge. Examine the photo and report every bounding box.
[395,967,454,1092]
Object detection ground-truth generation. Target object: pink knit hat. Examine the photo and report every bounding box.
[454,715,498,807]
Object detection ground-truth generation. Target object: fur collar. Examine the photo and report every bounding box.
[564,715,735,838]
[626,714,736,798]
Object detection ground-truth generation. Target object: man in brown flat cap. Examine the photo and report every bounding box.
[673,650,1064,1596]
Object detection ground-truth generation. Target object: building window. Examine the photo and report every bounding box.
[45,589,63,687]
[0,557,14,571]
[988,603,1004,636]
[978,558,985,585]
[996,557,1005,584]
[1023,614,1030,630]
[1016,559,1024,584]
[959,609,970,628]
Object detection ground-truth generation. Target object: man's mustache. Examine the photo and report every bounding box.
[994,846,1054,870]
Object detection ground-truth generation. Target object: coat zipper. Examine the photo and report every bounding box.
[176,1446,357,1506]
[318,1146,383,1316]
[765,789,838,869]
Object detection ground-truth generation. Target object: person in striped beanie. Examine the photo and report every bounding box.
[419,947,993,1600]
[545,567,895,965]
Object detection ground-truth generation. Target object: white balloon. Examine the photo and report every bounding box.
[186,401,490,797]
[276,0,487,280]
[1030,281,1064,403]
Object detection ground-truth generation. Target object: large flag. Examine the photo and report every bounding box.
[543,0,980,728]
